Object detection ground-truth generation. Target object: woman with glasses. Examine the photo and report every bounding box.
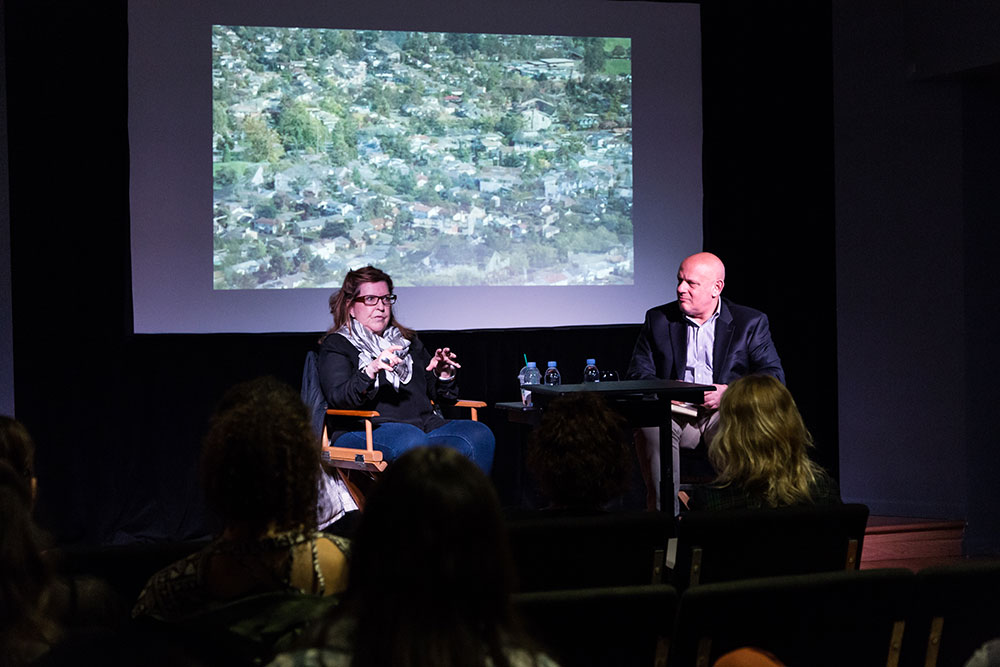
[317,266,495,472]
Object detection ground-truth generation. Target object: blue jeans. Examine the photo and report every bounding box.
[333,420,495,473]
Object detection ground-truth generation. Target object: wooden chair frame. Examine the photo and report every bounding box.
[320,400,486,473]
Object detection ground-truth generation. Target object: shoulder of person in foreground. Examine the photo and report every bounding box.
[317,533,351,595]
[503,646,563,667]
[131,548,207,620]
[267,647,351,667]
[267,614,355,667]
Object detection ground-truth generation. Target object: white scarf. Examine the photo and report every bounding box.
[337,317,413,391]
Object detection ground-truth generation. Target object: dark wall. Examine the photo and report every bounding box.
[700,0,837,476]
[9,0,834,545]
[960,76,1000,555]
[833,0,967,519]
[832,0,1000,558]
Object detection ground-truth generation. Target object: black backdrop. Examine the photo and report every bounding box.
[5,0,835,544]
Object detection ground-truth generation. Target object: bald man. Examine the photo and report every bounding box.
[627,252,785,513]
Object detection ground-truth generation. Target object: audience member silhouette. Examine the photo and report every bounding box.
[1,417,124,665]
[0,459,60,666]
[683,374,840,511]
[526,392,631,511]
[270,445,558,667]
[133,377,349,621]
[0,415,38,502]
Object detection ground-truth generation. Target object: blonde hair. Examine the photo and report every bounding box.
[708,375,824,507]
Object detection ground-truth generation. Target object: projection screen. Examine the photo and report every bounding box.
[128,0,701,332]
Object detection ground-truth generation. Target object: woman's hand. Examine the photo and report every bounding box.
[426,347,461,380]
[365,345,404,379]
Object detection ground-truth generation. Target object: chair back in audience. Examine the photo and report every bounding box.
[670,503,869,591]
[506,511,674,592]
[514,584,678,667]
[54,540,209,616]
[669,568,915,667]
[901,560,1000,667]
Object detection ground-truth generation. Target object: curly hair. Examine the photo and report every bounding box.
[708,374,825,507]
[0,416,35,484]
[0,461,58,662]
[322,265,414,341]
[200,377,320,537]
[527,392,631,508]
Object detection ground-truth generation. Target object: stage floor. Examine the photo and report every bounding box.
[861,516,987,570]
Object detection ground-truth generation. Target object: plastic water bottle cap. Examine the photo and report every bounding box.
[547,361,557,367]
[586,359,596,365]
[527,361,536,368]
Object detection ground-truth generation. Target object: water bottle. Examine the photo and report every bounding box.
[543,360,561,386]
[583,358,600,383]
[519,361,542,406]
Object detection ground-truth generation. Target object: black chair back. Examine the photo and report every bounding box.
[54,540,209,615]
[515,584,678,667]
[670,503,869,591]
[670,568,915,667]
[901,560,1000,667]
[507,511,674,592]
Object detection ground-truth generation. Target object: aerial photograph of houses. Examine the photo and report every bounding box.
[212,26,633,289]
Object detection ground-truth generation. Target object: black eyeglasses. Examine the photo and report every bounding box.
[354,294,397,306]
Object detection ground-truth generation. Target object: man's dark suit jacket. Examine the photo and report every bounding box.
[627,297,785,385]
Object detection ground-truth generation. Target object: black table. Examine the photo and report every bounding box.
[495,379,715,514]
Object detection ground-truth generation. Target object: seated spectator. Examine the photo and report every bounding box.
[1,416,122,657]
[0,460,61,666]
[270,445,558,667]
[0,415,38,504]
[683,374,840,511]
[132,377,349,622]
[526,392,631,511]
[317,266,495,472]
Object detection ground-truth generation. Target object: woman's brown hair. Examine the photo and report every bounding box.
[322,265,414,341]
[709,374,825,507]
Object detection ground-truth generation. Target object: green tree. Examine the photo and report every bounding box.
[242,115,284,163]
[380,133,411,160]
[480,34,503,58]
[497,112,524,144]
[485,227,511,251]
[309,255,327,274]
[328,115,359,165]
[445,33,471,56]
[322,220,350,239]
[294,246,314,267]
[403,33,431,61]
[255,202,278,219]
[527,243,558,269]
[583,39,607,74]
[277,100,327,152]
[214,164,238,188]
[213,100,231,136]
[363,197,391,219]
[247,239,267,260]
[269,248,292,277]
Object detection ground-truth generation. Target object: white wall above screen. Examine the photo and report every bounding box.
[128,0,702,333]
